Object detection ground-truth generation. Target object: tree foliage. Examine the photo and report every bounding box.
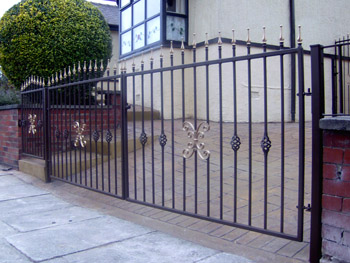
[0,0,112,89]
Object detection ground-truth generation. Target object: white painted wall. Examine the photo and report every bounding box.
[120,0,348,122]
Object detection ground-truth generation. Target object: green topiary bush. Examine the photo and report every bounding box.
[0,0,112,89]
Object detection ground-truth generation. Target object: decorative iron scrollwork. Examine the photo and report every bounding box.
[261,135,272,153]
[63,129,69,139]
[28,114,37,135]
[230,135,241,151]
[106,130,113,143]
[73,121,87,148]
[182,121,210,160]
[139,132,148,146]
[55,128,60,139]
[159,133,167,147]
[92,130,100,141]
[37,120,43,129]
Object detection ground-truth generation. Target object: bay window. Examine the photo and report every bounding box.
[119,0,188,57]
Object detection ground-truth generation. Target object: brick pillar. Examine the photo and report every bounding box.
[320,118,350,263]
[0,105,21,168]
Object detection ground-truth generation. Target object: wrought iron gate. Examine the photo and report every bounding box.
[20,34,307,242]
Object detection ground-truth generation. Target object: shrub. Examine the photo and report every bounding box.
[0,86,20,105]
[0,0,112,89]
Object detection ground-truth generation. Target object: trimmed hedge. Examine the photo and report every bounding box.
[0,0,112,88]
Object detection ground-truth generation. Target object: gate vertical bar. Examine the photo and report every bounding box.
[338,44,344,113]
[310,44,324,263]
[121,68,129,200]
[247,29,252,226]
[218,34,223,220]
[280,31,285,233]
[44,81,51,182]
[297,37,305,242]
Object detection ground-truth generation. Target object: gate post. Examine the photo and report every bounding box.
[310,44,324,263]
[120,71,129,199]
[43,81,51,183]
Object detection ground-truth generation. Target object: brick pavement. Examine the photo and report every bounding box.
[46,119,312,262]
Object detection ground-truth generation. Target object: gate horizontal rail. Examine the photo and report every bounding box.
[20,34,306,242]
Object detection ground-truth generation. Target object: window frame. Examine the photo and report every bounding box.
[119,0,188,58]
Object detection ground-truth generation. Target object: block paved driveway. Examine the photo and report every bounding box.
[71,119,312,262]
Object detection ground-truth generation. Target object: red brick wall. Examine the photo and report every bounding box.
[0,106,21,168]
[322,130,350,262]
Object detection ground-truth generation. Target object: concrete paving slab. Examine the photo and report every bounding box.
[0,175,25,187]
[0,195,72,219]
[0,221,17,238]
[0,239,32,263]
[0,184,48,201]
[196,252,252,263]
[6,216,153,262]
[3,206,103,232]
[44,231,233,263]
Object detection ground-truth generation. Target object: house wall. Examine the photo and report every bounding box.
[110,30,119,67]
[120,0,343,122]
[188,0,350,49]
[123,42,333,123]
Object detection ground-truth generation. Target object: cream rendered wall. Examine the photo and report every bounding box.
[120,0,348,122]
[188,0,290,46]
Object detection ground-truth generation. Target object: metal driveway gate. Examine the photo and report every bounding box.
[20,37,307,242]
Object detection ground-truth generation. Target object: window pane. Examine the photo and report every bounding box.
[121,0,130,8]
[147,0,160,18]
[147,16,160,44]
[121,6,132,31]
[121,31,132,54]
[166,16,186,41]
[133,0,145,26]
[133,24,145,50]
[166,0,185,14]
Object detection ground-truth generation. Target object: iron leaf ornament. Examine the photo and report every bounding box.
[182,121,210,160]
[28,114,37,135]
[73,121,87,148]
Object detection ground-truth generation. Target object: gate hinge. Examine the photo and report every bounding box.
[296,88,312,97]
[296,203,311,212]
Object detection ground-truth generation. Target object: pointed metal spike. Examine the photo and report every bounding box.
[78,61,81,73]
[218,31,223,45]
[279,25,285,43]
[297,25,302,44]
[100,59,104,71]
[48,77,51,86]
[94,59,98,72]
[205,33,209,47]
[192,33,196,48]
[88,61,92,72]
[73,64,76,75]
[68,66,71,76]
[107,59,110,70]
[181,37,185,51]
[247,28,251,45]
[55,72,58,83]
[150,49,154,61]
[231,29,236,45]
[63,68,66,78]
[113,62,117,72]
[160,45,163,58]
[170,41,174,54]
[59,70,62,80]
[262,26,267,43]
[141,53,144,64]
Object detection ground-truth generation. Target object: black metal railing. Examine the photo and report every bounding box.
[20,28,307,243]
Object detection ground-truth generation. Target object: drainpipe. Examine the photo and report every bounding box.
[290,0,296,121]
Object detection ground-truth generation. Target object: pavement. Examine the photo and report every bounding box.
[0,164,252,263]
